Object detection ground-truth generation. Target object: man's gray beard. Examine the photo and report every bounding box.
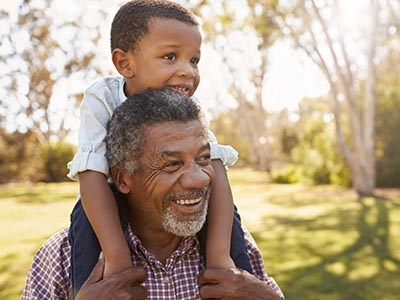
[162,189,209,237]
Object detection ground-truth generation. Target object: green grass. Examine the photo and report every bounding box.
[0,182,78,300]
[1,169,400,300]
[229,169,400,300]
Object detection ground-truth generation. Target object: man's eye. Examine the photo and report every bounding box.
[197,154,211,165]
[163,161,181,172]
[164,54,176,61]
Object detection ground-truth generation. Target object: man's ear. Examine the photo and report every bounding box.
[111,166,131,194]
[112,48,135,79]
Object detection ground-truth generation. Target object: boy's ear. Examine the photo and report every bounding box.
[112,48,135,79]
[111,166,131,194]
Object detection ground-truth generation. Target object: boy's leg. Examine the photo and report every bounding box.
[68,186,128,298]
[230,206,253,273]
[68,199,101,299]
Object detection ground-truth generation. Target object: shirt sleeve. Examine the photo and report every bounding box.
[208,129,238,167]
[192,96,238,167]
[21,229,71,300]
[67,79,121,181]
[244,227,285,299]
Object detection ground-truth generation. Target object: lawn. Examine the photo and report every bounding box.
[1,169,399,300]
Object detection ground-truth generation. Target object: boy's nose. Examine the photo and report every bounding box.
[177,62,197,78]
[179,164,210,189]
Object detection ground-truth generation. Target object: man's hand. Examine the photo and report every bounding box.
[76,256,148,300]
[198,268,283,300]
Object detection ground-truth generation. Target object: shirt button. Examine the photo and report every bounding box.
[82,145,91,152]
[163,277,170,284]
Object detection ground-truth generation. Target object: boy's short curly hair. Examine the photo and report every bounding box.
[110,0,199,52]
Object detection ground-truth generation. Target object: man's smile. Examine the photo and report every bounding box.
[165,187,210,219]
[174,196,202,205]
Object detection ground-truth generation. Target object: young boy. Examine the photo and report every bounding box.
[67,0,252,296]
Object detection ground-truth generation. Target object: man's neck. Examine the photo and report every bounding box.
[131,225,183,264]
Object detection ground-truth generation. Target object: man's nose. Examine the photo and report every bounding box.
[179,164,210,189]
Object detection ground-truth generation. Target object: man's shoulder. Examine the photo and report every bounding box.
[22,229,71,300]
[46,228,69,244]
[36,228,70,259]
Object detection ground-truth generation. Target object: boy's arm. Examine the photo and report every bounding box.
[79,170,131,276]
[193,99,238,268]
[206,159,235,269]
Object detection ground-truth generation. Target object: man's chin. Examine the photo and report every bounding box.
[162,204,208,237]
[166,220,205,237]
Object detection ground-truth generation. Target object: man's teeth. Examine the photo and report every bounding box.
[175,197,201,205]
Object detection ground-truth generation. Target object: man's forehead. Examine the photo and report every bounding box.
[143,120,207,153]
[144,119,204,135]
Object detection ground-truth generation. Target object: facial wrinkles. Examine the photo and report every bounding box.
[141,157,165,196]
[139,126,185,193]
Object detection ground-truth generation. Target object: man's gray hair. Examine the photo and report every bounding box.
[106,88,204,174]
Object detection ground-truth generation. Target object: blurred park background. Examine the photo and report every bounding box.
[0,0,399,299]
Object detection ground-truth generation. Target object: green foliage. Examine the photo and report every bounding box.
[0,130,41,183]
[375,82,400,187]
[290,117,351,186]
[0,130,75,183]
[271,164,300,183]
[39,140,76,182]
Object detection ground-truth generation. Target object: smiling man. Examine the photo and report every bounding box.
[22,88,284,300]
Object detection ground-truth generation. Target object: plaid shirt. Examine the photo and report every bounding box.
[22,227,284,300]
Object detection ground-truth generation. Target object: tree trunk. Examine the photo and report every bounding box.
[300,0,378,197]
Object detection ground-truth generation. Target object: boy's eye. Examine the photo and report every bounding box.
[191,57,200,65]
[163,53,176,61]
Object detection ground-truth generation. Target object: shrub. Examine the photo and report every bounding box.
[39,140,76,182]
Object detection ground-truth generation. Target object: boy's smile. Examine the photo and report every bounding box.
[123,17,202,97]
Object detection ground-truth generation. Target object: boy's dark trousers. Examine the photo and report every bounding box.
[68,187,253,298]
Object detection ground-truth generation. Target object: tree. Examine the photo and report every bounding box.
[278,0,387,196]
[184,0,280,171]
[0,0,107,144]
[0,0,115,182]
[292,97,351,186]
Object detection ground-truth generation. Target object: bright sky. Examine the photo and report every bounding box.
[0,0,371,139]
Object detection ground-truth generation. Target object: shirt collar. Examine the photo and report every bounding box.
[119,77,127,102]
[124,225,200,264]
